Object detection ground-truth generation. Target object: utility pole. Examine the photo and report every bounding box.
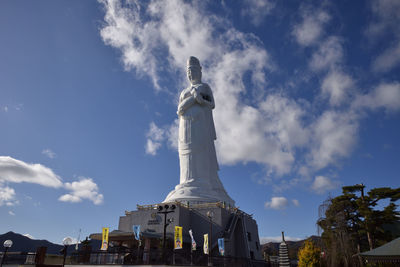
[157,204,176,264]
[207,211,214,267]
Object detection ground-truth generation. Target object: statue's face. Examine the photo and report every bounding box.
[187,66,202,84]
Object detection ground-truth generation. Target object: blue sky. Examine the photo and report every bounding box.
[1,0,400,244]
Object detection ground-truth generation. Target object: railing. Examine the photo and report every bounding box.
[1,250,271,266]
[0,252,36,265]
[134,201,249,216]
[68,249,271,266]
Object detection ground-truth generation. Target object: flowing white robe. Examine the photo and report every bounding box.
[164,83,234,206]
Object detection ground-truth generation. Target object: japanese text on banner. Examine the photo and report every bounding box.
[174,226,183,249]
[100,227,109,251]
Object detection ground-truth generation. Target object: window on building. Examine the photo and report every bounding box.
[247,232,252,241]
[256,241,259,251]
[250,251,254,260]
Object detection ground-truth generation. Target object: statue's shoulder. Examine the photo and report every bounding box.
[180,86,191,94]
[201,83,211,89]
[197,83,212,92]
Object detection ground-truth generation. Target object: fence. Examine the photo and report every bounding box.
[1,249,273,266]
[69,249,272,266]
[0,252,36,265]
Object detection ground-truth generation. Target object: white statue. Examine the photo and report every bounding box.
[164,57,235,206]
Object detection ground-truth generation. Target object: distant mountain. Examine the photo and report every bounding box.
[0,231,64,254]
[262,235,321,260]
[0,231,100,254]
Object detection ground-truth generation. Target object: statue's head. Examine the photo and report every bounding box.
[187,56,202,84]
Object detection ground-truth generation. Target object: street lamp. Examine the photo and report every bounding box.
[1,240,13,267]
[157,204,176,263]
[61,237,73,267]
[207,211,214,267]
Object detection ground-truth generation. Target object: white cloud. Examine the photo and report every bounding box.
[61,236,78,245]
[8,211,15,216]
[366,0,400,37]
[214,93,297,175]
[58,194,81,203]
[0,156,60,206]
[59,177,104,205]
[264,196,289,210]
[321,70,354,106]
[309,111,358,171]
[292,199,300,206]
[271,177,305,193]
[23,234,34,239]
[292,7,330,46]
[260,236,302,244]
[0,156,63,188]
[372,42,400,72]
[0,156,103,206]
[145,122,165,155]
[145,139,162,156]
[70,237,79,245]
[0,185,17,206]
[100,0,163,90]
[353,82,400,112]
[241,0,275,26]
[366,0,400,72]
[311,175,340,194]
[15,104,23,111]
[259,94,309,149]
[42,149,56,159]
[166,119,179,150]
[99,0,302,176]
[1,104,23,112]
[145,120,180,155]
[310,36,343,71]
[147,122,164,142]
[99,1,400,189]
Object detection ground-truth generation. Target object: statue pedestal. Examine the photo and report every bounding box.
[118,202,262,260]
[163,180,235,206]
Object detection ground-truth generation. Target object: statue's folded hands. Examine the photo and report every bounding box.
[177,95,195,115]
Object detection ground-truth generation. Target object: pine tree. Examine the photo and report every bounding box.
[317,184,400,266]
[342,184,400,250]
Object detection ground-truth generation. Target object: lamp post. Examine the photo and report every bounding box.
[61,237,73,267]
[1,240,13,267]
[157,204,176,263]
[207,211,214,267]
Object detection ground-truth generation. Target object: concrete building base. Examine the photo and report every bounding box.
[118,202,262,261]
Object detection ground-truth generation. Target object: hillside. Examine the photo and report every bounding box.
[262,235,322,260]
[0,231,101,254]
[0,231,65,254]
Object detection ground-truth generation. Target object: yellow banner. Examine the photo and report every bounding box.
[101,227,109,250]
[203,234,209,254]
[174,226,183,249]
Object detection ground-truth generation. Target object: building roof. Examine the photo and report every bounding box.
[360,237,400,257]
[359,237,400,263]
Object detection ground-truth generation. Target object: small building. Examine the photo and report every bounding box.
[359,237,400,264]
